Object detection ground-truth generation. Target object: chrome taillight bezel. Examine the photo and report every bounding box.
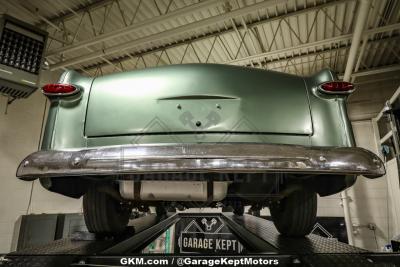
[318,81,355,95]
[41,83,81,97]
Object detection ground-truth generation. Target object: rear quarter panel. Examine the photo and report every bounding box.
[304,69,355,147]
[41,70,93,150]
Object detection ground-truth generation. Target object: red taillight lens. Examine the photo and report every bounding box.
[42,83,77,95]
[319,81,355,94]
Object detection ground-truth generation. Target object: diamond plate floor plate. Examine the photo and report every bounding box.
[230,214,367,254]
[9,238,117,255]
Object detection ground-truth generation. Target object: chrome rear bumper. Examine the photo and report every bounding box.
[16,143,385,180]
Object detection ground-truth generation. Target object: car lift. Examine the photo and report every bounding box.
[1,212,399,267]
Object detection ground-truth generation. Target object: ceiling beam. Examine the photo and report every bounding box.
[248,35,399,69]
[38,0,115,27]
[350,64,400,77]
[50,0,360,71]
[80,0,354,72]
[82,25,399,74]
[14,0,124,72]
[83,35,399,78]
[48,0,292,70]
[343,0,371,81]
[226,23,400,66]
[46,0,226,56]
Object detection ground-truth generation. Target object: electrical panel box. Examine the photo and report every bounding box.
[0,14,48,99]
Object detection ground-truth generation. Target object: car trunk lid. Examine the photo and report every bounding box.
[85,64,312,137]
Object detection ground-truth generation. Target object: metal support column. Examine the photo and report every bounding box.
[342,0,372,246]
[343,0,371,81]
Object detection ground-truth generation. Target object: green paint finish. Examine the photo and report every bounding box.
[41,70,93,150]
[85,64,312,137]
[42,64,354,150]
[86,134,311,147]
[304,69,354,147]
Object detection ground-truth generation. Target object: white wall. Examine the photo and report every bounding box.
[348,121,391,251]
[312,121,391,251]
[347,72,399,121]
[0,71,82,253]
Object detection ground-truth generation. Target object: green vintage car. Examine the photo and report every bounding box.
[17,64,384,237]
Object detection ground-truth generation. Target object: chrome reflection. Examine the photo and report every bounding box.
[16,143,385,180]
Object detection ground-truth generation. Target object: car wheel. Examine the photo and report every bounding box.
[249,209,260,217]
[222,206,233,212]
[155,204,167,220]
[233,205,244,216]
[83,187,131,234]
[269,189,317,237]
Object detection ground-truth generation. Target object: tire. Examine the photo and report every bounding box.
[222,205,244,215]
[222,206,233,213]
[233,205,244,216]
[155,204,167,219]
[270,190,317,237]
[249,209,260,217]
[83,187,130,234]
[167,206,177,213]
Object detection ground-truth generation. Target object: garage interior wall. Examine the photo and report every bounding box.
[0,71,82,253]
[0,76,395,253]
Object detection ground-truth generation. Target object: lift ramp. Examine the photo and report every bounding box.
[1,213,399,267]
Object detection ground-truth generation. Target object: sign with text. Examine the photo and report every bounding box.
[174,215,244,254]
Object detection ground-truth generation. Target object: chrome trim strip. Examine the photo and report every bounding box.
[16,143,385,180]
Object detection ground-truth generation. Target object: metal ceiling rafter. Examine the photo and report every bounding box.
[81,0,354,72]
[40,0,115,27]
[227,23,400,66]
[306,9,321,43]
[154,50,164,66]
[240,17,262,54]
[205,36,218,63]
[90,32,399,77]
[48,2,124,72]
[98,1,115,35]
[70,12,86,44]
[250,26,266,53]
[163,49,173,65]
[319,7,344,33]
[217,35,235,60]
[129,0,143,25]
[115,0,128,26]
[48,0,288,69]
[9,0,123,73]
[282,17,303,44]
[190,43,202,63]
[46,0,226,56]
[234,31,249,59]
[389,46,400,61]
[267,19,283,51]
[350,64,400,77]
[230,18,251,56]
[343,0,372,82]
[7,0,120,72]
